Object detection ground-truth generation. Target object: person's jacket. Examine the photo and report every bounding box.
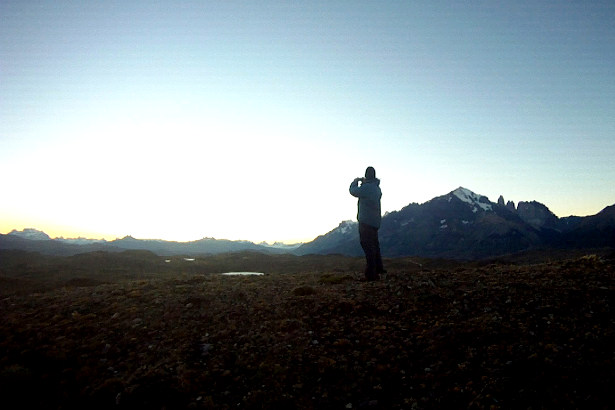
[349,178,382,228]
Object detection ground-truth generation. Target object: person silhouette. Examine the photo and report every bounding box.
[349,166,385,281]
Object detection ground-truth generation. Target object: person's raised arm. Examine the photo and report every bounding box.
[349,177,363,197]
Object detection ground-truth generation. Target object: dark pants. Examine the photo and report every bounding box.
[359,223,384,280]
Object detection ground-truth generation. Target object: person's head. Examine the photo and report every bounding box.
[365,166,376,180]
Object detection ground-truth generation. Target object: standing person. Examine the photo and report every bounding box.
[349,166,385,281]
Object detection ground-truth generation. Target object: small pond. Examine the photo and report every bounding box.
[221,272,265,276]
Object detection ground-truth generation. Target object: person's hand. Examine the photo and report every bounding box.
[354,177,363,183]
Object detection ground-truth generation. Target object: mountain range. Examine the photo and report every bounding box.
[0,229,293,257]
[2,187,614,260]
[295,187,615,259]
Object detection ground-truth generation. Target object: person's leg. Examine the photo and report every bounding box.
[374,229,385,274]
[360,223,378,280]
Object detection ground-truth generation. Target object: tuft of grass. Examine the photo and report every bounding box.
[580,254,601,263]
[319,273,354,285]
[292,286,317,296]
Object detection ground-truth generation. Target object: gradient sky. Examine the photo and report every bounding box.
[2,1,614,243]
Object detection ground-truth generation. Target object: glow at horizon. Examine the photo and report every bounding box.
[1,1,614,243]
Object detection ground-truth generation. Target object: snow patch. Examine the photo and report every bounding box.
[452,187,492,211]
[338,220,357,235]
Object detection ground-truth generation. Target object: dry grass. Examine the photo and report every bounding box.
[0,250,614,409]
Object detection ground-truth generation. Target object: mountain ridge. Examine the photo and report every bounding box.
[295,187,615,259]
[3,187,614,259]
[2,229,290,257]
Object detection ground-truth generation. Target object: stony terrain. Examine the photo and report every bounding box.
[1,250,614,409]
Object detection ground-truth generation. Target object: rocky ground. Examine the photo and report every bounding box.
[1,250,614,409]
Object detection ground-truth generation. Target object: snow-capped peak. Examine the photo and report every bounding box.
[8,228,51,241]
[338,220,357,235]
[451,187,493,212]
[259,241,303,250]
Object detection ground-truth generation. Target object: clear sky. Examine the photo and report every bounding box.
[2,1,614,243]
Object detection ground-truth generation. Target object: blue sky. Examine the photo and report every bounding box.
[1,1,614,243]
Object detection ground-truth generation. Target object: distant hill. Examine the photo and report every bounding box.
[0,231,115,256]
[109,236,281,255]
[0,229,293,257]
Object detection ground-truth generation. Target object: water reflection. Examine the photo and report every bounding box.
[221,272,264,276]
